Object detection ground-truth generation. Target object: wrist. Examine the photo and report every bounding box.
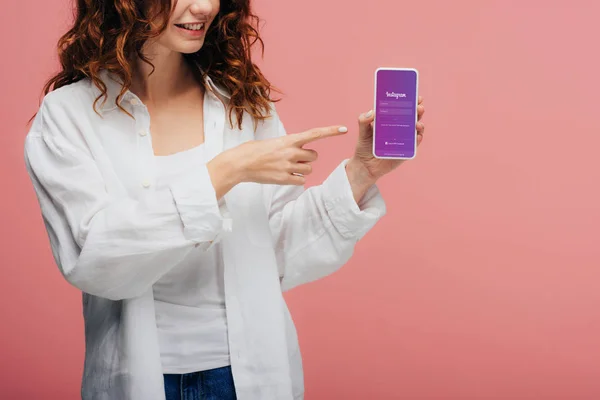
[207,151,243,199]
[345,157,377,204]
[346,157,377,186]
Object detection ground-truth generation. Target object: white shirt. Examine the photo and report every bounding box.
[153,143,230,374]
[23,70,386,400]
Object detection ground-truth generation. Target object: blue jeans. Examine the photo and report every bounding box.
[163,366,237,400]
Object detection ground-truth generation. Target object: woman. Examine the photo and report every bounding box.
[24,0,425,399]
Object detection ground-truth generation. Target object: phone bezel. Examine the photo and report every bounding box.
[372,67,419,160]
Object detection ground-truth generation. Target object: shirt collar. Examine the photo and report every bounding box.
[96,69,231,113]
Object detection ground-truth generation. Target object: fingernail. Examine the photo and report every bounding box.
[338,126,348,133]
[365,110,373,118]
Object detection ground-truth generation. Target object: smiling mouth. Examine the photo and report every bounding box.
[175,23,205,31]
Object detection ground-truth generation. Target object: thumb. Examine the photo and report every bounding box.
[358,109,374,139]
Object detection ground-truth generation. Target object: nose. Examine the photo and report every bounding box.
[189,1,213,16]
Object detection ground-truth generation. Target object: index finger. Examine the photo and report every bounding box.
[291,125,348,146]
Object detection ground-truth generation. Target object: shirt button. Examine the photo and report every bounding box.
[139,130,148,137]
[194,243,200,248]
[142,180,151,188]
[129,98,140,106]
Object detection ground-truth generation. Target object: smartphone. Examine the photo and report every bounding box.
[373,67,419,159]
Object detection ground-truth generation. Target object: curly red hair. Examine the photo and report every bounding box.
[42,0,279,129]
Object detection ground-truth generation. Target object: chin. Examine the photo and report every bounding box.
[176,42,205,55]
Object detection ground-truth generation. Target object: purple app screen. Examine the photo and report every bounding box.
[374,69,418,158]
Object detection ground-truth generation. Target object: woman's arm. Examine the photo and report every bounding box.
[263,110,386,292]
[24,98,230,301]
[266,163,386,292]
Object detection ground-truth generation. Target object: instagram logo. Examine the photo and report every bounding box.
[386,91,406,99]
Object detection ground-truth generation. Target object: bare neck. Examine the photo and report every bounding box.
[130,45,199,106]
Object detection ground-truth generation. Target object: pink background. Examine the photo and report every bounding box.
[2,0,600,398]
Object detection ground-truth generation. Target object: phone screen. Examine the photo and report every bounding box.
[373,68,419,159]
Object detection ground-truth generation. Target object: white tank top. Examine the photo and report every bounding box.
[152,144,230,374]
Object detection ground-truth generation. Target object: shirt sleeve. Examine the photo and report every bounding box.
[263,109,387,292]
[24,99,226,301]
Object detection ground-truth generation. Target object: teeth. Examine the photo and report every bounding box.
[181,23,204,31]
